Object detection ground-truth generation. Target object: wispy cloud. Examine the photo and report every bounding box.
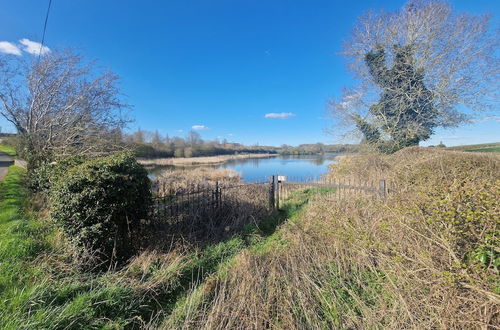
[192,125,208,130]
[227,133,236,137]
[0,39,50,56]
[470,116,500,124]
[19,38,50,55]
[264,112,296,119]
[0,41,21,55]
[439,135,461,140]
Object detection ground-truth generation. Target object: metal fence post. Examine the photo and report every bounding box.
[379,179,386,199]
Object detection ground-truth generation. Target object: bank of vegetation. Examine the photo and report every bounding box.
[0,147,498,328]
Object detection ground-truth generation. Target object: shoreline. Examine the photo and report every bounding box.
[138,153,279,166]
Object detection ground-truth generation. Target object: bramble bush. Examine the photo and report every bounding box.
[50,152,152,268]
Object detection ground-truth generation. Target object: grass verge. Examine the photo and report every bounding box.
[0,144,16,157]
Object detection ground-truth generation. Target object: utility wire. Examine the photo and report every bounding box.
[38,0,52,60]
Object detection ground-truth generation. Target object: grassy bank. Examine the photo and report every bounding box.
[2,148,498,328]
[158,148,499,328]
[138,153,278,166]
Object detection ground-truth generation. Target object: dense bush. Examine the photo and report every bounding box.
[27,155,87,192]
[50,152,152,267]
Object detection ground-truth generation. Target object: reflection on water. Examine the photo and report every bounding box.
[147,154,340,183]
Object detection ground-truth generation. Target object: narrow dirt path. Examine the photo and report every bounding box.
[0,152,14,180]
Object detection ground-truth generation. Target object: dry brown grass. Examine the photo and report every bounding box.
[139,153,277,166]
[159,147,499,329]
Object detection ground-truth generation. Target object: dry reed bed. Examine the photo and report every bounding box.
[147,167,273,248]
[152,168,242,195]
[160,147,499,329]
[139,153,277,166]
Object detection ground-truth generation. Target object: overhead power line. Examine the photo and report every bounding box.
[38,0,52,59]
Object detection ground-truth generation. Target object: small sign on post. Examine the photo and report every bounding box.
[277,175,287,182]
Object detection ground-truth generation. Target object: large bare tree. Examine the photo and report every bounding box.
[331,0,499,152]
[0,50,129,165]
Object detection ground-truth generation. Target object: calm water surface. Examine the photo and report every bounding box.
[148,154,340,182]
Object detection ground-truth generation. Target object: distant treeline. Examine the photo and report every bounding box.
[124,129,358,158]
[277,143,358,155]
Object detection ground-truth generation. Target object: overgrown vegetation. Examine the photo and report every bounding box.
[0,162,308,328]
[50,153,151,268]
[1,148,498,328]
[156,148,499,328]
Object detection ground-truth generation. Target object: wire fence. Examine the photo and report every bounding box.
[149,179,273,244]
[147,175,391,244]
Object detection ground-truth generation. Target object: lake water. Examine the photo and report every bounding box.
[148,154,339,183]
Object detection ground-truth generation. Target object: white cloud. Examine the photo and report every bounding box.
[264,112,296,119]
[227,133,236,137]
[0,41,21,55]
[192,125,208,130]
[470,116,500,124]
[19,38,50,55]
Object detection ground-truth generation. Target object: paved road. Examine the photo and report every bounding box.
[0,152,14,180]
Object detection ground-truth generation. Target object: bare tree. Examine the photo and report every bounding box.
[0,50,129,165]
[187,130,203,148]
[331,0,499,151]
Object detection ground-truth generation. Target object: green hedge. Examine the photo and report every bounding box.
[50,153,152,267]
[27,155,87,192]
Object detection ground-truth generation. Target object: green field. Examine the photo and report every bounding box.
[448,142,500,153]
[0,144,16,157]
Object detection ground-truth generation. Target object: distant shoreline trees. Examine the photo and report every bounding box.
[125,129,358,158]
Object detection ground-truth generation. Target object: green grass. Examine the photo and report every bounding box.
[464,146,500,153]
[0,144,16,157]
[0,168,334,328]
[0,166,52,329]
[448,142,500,153]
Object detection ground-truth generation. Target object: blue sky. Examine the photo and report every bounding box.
[0,0,498,147]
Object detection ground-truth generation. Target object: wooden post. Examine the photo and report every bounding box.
[379,179,386,199]
[269,175,276,210]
